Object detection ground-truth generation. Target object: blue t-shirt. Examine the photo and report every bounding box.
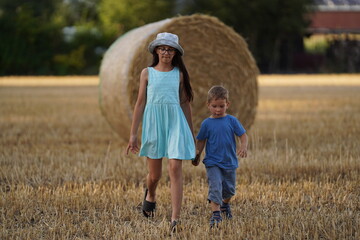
[196,114,246,169]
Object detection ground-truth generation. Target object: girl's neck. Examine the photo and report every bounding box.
[154,63,174,72]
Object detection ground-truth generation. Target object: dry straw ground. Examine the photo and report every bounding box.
[1,75,359,239]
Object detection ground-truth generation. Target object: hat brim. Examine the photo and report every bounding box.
[148,39,184,56]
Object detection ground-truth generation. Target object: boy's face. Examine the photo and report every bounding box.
[208,98,229,118]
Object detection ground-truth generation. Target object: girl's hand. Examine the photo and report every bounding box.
[126,135,139,155]
[237,147,247,158]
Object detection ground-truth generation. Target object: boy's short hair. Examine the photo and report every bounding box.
[207,85,229,102]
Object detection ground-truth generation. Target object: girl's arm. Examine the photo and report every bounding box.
[126,68,148,155]
[179,72,194,136]
[237,133,248,158]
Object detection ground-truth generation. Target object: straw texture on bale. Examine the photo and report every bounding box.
[99,14,259,139]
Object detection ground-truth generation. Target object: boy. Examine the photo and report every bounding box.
[192,85,248,228]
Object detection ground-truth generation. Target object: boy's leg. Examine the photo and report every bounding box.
[206,166,223,227]
[168,159,183,222]
[221,168,236,219]
[222,197,231,204]
[206,166,223,206]
[210,201,220,212]
[220,198,232,219]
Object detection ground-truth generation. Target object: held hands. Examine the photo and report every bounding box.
[192,149,201,166]
[126,135,139,155]
[192,153,201,166]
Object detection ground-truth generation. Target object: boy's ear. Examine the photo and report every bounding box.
[227,101,230,107]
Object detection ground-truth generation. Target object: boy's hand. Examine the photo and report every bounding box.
[237,147,247,158]
[192,154,201,166]
[238,133,248,158]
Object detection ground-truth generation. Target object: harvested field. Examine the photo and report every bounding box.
[1,75,359,239]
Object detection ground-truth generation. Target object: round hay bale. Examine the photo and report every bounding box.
[99,14,259,139]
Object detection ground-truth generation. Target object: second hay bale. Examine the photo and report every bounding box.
[99,15,259,139]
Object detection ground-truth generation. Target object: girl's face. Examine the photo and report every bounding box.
[156,45,176,63]
[208,98,229,118]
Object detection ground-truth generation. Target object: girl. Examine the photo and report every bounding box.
[126,32,195,232]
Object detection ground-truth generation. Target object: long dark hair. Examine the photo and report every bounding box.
[150,49,193,102]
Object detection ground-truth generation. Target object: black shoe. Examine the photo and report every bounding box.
[220,202,233,219]
[170,220,179,235]
[210,211,222,228]
[142,189,156,218]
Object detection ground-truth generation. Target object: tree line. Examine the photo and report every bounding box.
[2,0,341,75]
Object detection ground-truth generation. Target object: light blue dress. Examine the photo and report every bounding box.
[139,67,195,160]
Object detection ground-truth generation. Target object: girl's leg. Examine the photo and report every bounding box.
[146,157,162,202]
[168,159,183,222]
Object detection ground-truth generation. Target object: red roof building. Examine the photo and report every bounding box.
[308,0,360,33]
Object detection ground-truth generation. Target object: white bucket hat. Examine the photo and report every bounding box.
[148,32,184,56]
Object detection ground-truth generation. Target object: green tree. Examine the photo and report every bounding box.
[182,0,313,73]
[99,0,175,40]
[52,0,104,75]
[0,0,64,75]
[0,0,177,75]
[53,0,100,26]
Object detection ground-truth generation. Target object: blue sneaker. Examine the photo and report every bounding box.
[210,211,222,228]
[220,202,233,219]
